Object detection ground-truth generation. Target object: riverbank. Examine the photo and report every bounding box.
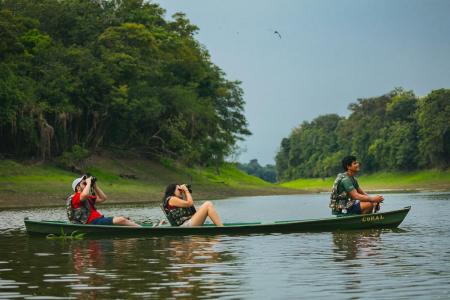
[0,155,303,209]
[2,155,449,209]
[280,169,450,193]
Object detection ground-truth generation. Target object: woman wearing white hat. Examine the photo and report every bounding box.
[66,175,140,227]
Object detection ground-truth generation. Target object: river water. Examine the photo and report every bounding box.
[0,192,449,299]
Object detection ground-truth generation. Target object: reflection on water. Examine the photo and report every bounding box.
[1,192,450,298]
[0,235,241,299]
[332,229,382,261]
[69,236,240,298]
[330,230,383,294]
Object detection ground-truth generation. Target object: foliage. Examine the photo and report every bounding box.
[188,162,274,189]
[276,114,344,180]
[57,145,90,171]
[0,157,280,208]
[46,229,85,240]
[416,89,450,168]
[237,159,277,183]
[281,169,450,191]
[276,88,450,180]
[0,0,250,167]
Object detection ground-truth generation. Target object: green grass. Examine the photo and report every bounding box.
[2,155,448,209]
[46,229,85,240]
[280,169,450,192]
[0,156,296,208]
[189,163,274,188]
[280,177,333,191]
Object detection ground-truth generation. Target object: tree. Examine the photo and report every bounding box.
[275,138,291,181]
[274,88,448,181]
[238,159,277,183]
[0,0,251,166]
[275,114,343,179]
[417,89,450,168]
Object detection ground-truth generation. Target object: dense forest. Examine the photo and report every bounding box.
[275,88,450,181]
[0,0,250,167]
[237,159,277,183]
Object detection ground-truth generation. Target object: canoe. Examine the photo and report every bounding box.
[24,206,411,237]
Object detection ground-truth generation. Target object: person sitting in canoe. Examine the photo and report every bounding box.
[162,183,223,227]
[66,175,140,227]
[329,156,384,215]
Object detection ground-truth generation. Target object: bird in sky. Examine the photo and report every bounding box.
[274,30,282,39]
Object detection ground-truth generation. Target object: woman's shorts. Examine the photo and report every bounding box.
[90,216,114,225]
[180,219,193,227]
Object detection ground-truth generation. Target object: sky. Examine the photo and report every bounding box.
[159,0,450,165]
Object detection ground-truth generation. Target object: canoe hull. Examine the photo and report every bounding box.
[24,206,411,236]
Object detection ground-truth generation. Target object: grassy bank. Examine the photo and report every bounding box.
[0,155,301,208]
[280,169,450,192]
[2,154,448,209]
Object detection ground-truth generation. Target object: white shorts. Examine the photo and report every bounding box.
[180,219,193,227]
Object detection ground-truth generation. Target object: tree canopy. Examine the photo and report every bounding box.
[237,159,277,183]
[0,0,250,166]
[276,88,450,181]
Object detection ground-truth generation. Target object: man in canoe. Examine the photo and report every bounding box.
[66,175,140,227]
[162,183,223,227]
[329,156,384,215]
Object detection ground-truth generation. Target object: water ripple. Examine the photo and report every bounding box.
[0,193,449,298]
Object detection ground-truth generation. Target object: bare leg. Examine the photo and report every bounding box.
[190,201,223,226]
[113,216,141,227]
[360,202,375,214]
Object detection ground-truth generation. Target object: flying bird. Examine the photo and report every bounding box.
[274,30,282,39]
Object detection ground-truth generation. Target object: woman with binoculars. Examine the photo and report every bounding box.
[162,183,223,227]
[67,175,140,227]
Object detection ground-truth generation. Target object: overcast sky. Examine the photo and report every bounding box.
[159,0,450,165]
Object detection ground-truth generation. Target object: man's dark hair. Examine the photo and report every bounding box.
[342,155,357,171]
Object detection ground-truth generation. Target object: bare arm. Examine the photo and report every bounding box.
[349,189,384,203]
[168,185,194,207]
[79,177,107,202]
[79,177,92,201]
[93,184,107,203]
[356,186,367,195]
[182,185,193,204]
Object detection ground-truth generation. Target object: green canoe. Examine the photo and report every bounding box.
[24,206,411,237]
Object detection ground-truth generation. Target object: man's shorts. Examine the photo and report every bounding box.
[90,216,114,225]
[180,219,193,227]
[346,201,362,214]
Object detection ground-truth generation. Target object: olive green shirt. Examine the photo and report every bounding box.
[337,173,359,197]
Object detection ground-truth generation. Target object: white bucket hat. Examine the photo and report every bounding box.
[71,175,86,191]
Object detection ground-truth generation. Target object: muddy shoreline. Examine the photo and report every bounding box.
[0,187,307,209]
[1,186,447,210]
